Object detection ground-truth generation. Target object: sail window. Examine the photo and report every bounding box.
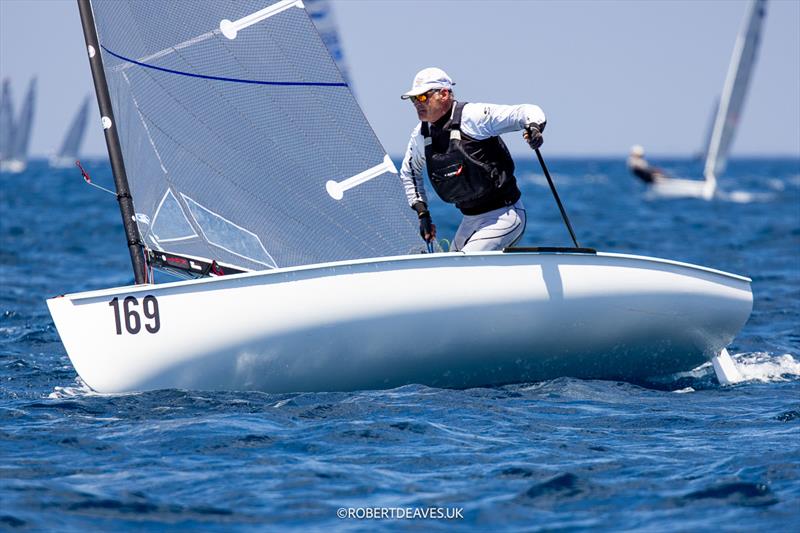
[151,189,198,243]
[181,194,277,268]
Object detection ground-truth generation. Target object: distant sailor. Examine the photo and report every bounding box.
[399,67,546,251]
[627,145,669,184]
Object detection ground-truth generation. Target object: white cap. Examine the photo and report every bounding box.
[630,144,645,157]
[400,67,455,99]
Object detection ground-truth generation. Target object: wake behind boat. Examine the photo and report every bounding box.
[47,0,753,394]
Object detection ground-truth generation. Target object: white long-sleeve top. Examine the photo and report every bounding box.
[399,102,546,208]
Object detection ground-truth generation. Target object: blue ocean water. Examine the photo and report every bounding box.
[1,157,799,531]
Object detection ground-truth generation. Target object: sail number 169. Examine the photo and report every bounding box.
[109,296,161,335]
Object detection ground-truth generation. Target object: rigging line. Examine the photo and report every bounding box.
[100,45,347,87]
[76,160,116,196]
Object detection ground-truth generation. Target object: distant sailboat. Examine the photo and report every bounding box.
[0,79,14,165]
[50,96,90,168]
[650,0,767,200]
[704,0,767,181]
[0,77,36,174]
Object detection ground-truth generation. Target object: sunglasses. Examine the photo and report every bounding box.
[410,89,438,103]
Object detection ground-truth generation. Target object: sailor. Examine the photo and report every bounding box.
[627,145,668,184]
[399,67,546,251]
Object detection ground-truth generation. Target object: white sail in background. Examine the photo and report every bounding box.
[703,0,767,181]
[50,96,90,168]
[0,77,36,174]
[0,79,14,164]
[696,97,718,162]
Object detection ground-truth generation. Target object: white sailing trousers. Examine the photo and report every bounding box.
[452,200,527,252]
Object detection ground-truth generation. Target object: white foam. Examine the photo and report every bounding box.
[48,377,140,398]
[272,397,294,408]
[585,173,609,184]
[521,173,576,187]
[767,178,785,191]
[717,189,776,203]
[733,352,800,383]
[666,352,799,387]
[48,377,94,398]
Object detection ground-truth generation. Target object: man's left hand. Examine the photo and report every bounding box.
[523,124,543,150]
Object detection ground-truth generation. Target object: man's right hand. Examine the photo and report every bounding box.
[413,201,437,242]
[419,211,436,242]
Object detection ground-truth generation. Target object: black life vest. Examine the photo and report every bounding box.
[421,102,521,215]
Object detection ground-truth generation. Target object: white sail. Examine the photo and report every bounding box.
[50,96,90,168]
[9,78,35,167]
[703,0,767,181]
[0,79,14,163]
[696,97,718,162]
[87,0,422,271]
[0,77,36,174]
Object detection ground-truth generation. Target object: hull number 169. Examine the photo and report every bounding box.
[109,296,161,335]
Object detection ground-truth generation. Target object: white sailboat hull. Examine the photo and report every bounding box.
[0,159,27,174]
[48,156,76,169]
[47,251,752,394]
[650,176,716,200]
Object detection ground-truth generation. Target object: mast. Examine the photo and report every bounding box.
[77,0,147,284]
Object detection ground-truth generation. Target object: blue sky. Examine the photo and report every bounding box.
[1,0,798,158]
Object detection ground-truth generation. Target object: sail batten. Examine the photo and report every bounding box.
[89,0,422,272]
